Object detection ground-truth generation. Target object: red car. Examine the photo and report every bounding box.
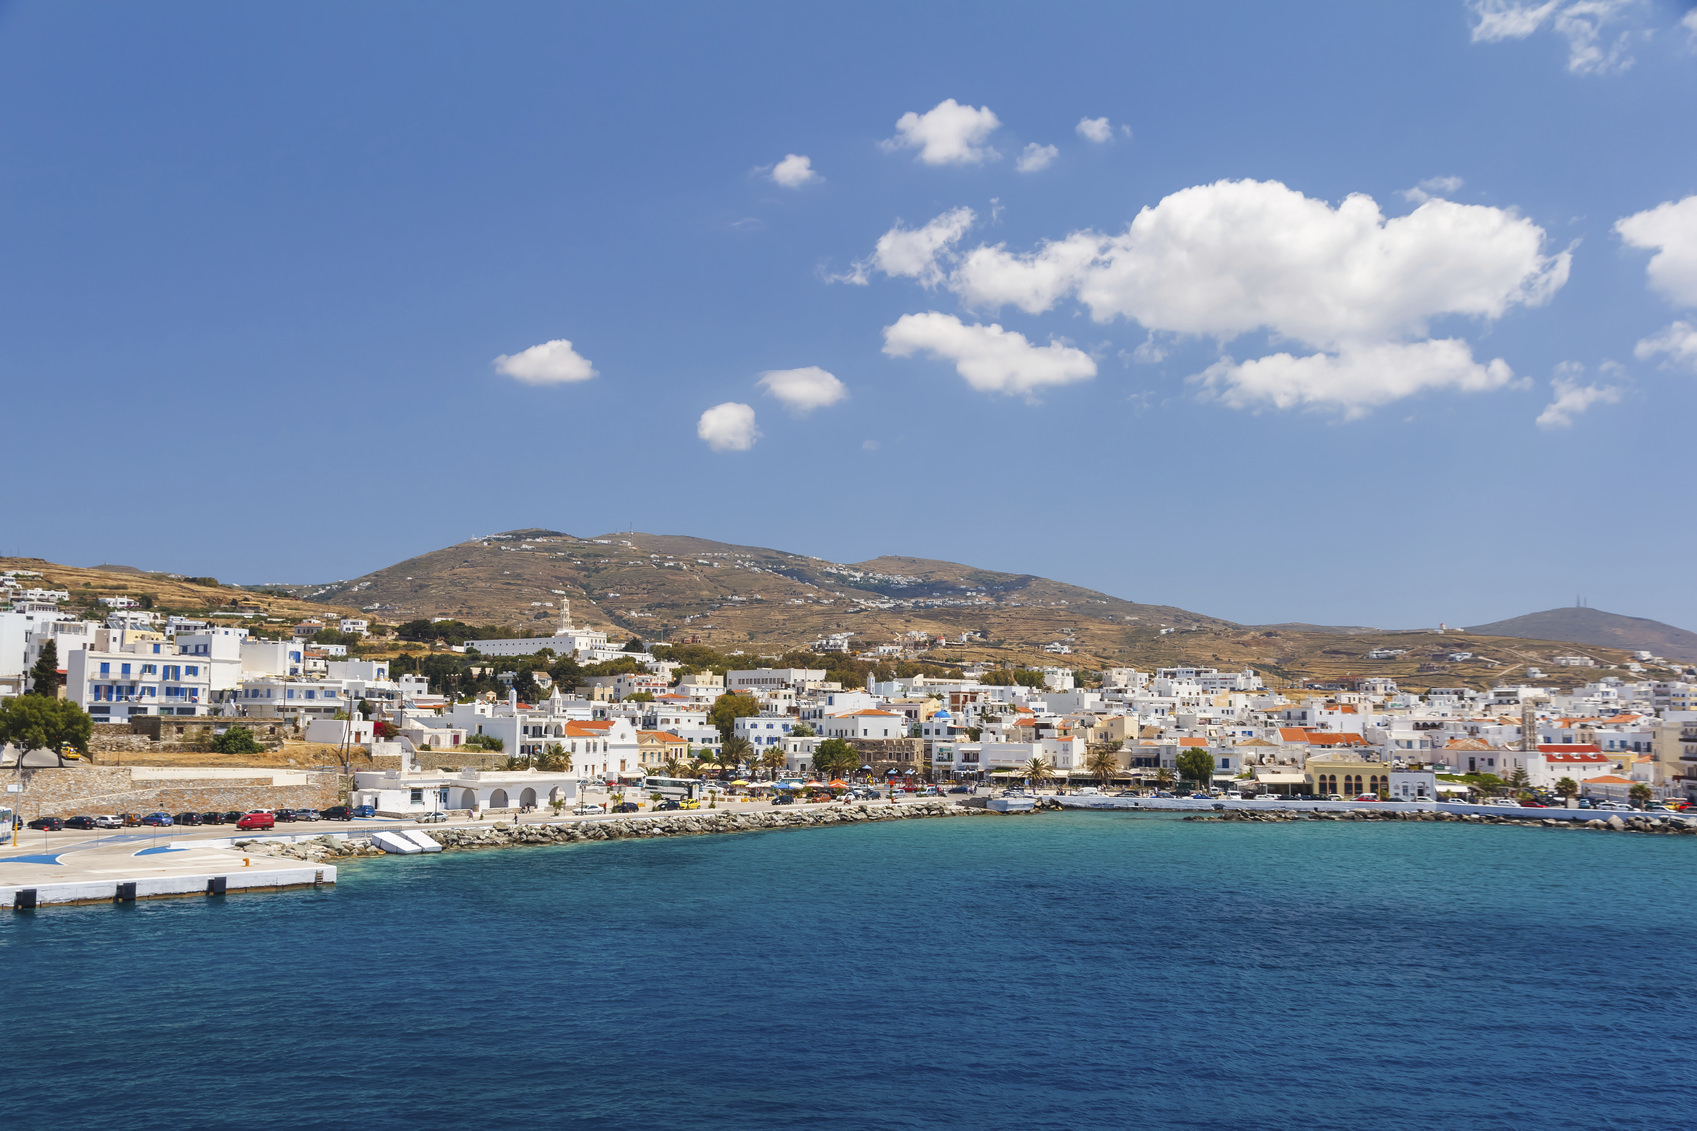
[235,812,275,831]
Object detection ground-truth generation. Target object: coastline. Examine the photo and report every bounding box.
[239,799,987,863]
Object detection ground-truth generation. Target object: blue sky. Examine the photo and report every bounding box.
[2,1,1695,630]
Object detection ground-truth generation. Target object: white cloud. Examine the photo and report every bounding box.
[953,179,1567,336]
[1635,320,1697,371]
[921,179,1566,415]
[696,402,760,451]
[492,338,597,385]
[770,154,822,188]
[861,439,880,451]
[1536,361,1625,428]
[882,311,1096,398]
[756,366,847,414]
[1685,8,1697,39]
[1016,143,1058,173]
[1615,195,1697,308]
[881,99,1001,165]
[1467,1,1643,74]
[1195,340,1517,418]
[839,206,975,286]
[1076,117,1114,143]
[1401,174,1465,204]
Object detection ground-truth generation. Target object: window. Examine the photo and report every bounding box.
[121,663,131,676]
[410,788,424,804]
[100,662,111,675]
[186,666,198,677]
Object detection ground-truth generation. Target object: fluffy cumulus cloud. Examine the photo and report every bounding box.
[1468,1,1644,74]
[696,402,760,451]
[838,206,975,286]
[1616,195,1697,307]
[1636,320,1697,371]
[882,311,1096,398]
[1076,116,1115,143]
[881,99,1001,165]
[1016,142,1058,173]
[756,366,847,414]
[1194,340,1516,417]
[1536,361,1626,428]
[492,339,597,384]
[769,154,821,188]
[858,179,1566,414]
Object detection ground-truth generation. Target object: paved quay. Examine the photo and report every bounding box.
[1,830,334,909]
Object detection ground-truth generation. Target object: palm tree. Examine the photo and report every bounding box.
[1086,748,1120,789]
[1554,776,1579,802]
[534,742,571,773]
[812,738,858,781]
[759,746,785,780]
[1628,783,1653,808]
[719,735,752,777]
[1154,766,1176,790]
[1023,756,1054,791]
[661,757,685,778]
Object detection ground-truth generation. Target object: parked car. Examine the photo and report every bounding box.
[64,815,98,830]
[220,810,244,824]
[678,799,701,810]
[94,814,123,829]
[199,811,225,825]
[274,809,298,822]
[418,811,450,823]
[947,785,971,794]
[653,799,682,812]
[572,804,604,815]
[235,811,275,831]
[173,812,203,826]
[1353,794,1379,802]
[119,813,143,827]
[771,794,795,805]
[140,812,173,827]
[354,805,377,818]
[27,816,65,831]
[323,805,353,821]
[293,809,322,822]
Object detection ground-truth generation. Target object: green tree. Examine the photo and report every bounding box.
[1177,748,1215,790]
[1154,766,1176,790]
[788,723,816,737]
[535,743,572,772]
[1508,766,1531,793]
[210,726,263,755]
[718,735,752,776]
[812,738,858,780]
[1023,756,1055,790]
[623,638,646,653]
[0,695,93,755]
[708,692,762,741]
[29,640,61,697]
[547,655,583,692]
[1087,748,1121,788]
[759,746,786,780]
[1628,783,1653,807]
[625,690,655,703]
[1554,776,1579,801]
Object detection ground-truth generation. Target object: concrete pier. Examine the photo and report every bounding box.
[1,833,335,910]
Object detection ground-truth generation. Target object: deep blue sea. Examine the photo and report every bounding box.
[4,811,1694,1130]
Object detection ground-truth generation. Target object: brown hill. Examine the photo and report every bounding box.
[0,557,357,629]
[261,530,1652,689]
[1467,607,1697,664]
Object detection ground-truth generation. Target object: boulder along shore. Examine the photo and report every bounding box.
[237,800,986,863]
[1192,807,1697,834]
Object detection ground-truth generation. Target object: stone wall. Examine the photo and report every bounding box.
[4,765,342,820]
[90,720,289,755]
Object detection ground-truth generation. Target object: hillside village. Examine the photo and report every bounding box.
[4,559,1696,818]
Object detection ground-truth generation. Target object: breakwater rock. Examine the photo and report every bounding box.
[1194,808,1697,834]
[238,801,981,862]
[432,800,978,852]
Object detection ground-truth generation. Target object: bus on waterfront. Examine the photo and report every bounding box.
[641,777,703,801]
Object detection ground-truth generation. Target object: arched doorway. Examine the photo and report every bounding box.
[489,788,509,809]
[457,788,478,810]
[548,786,566,805]
[520,787,537,808]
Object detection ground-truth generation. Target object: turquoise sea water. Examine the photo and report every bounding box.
[3,812,1694,1130]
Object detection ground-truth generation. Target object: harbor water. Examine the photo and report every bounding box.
[3,810,1692,1129]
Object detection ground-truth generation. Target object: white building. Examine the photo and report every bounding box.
[734,713,799,750]
[65,628,237,720]
[351,768,577,815]
[727,667,826,691]
[819,709,908,740]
